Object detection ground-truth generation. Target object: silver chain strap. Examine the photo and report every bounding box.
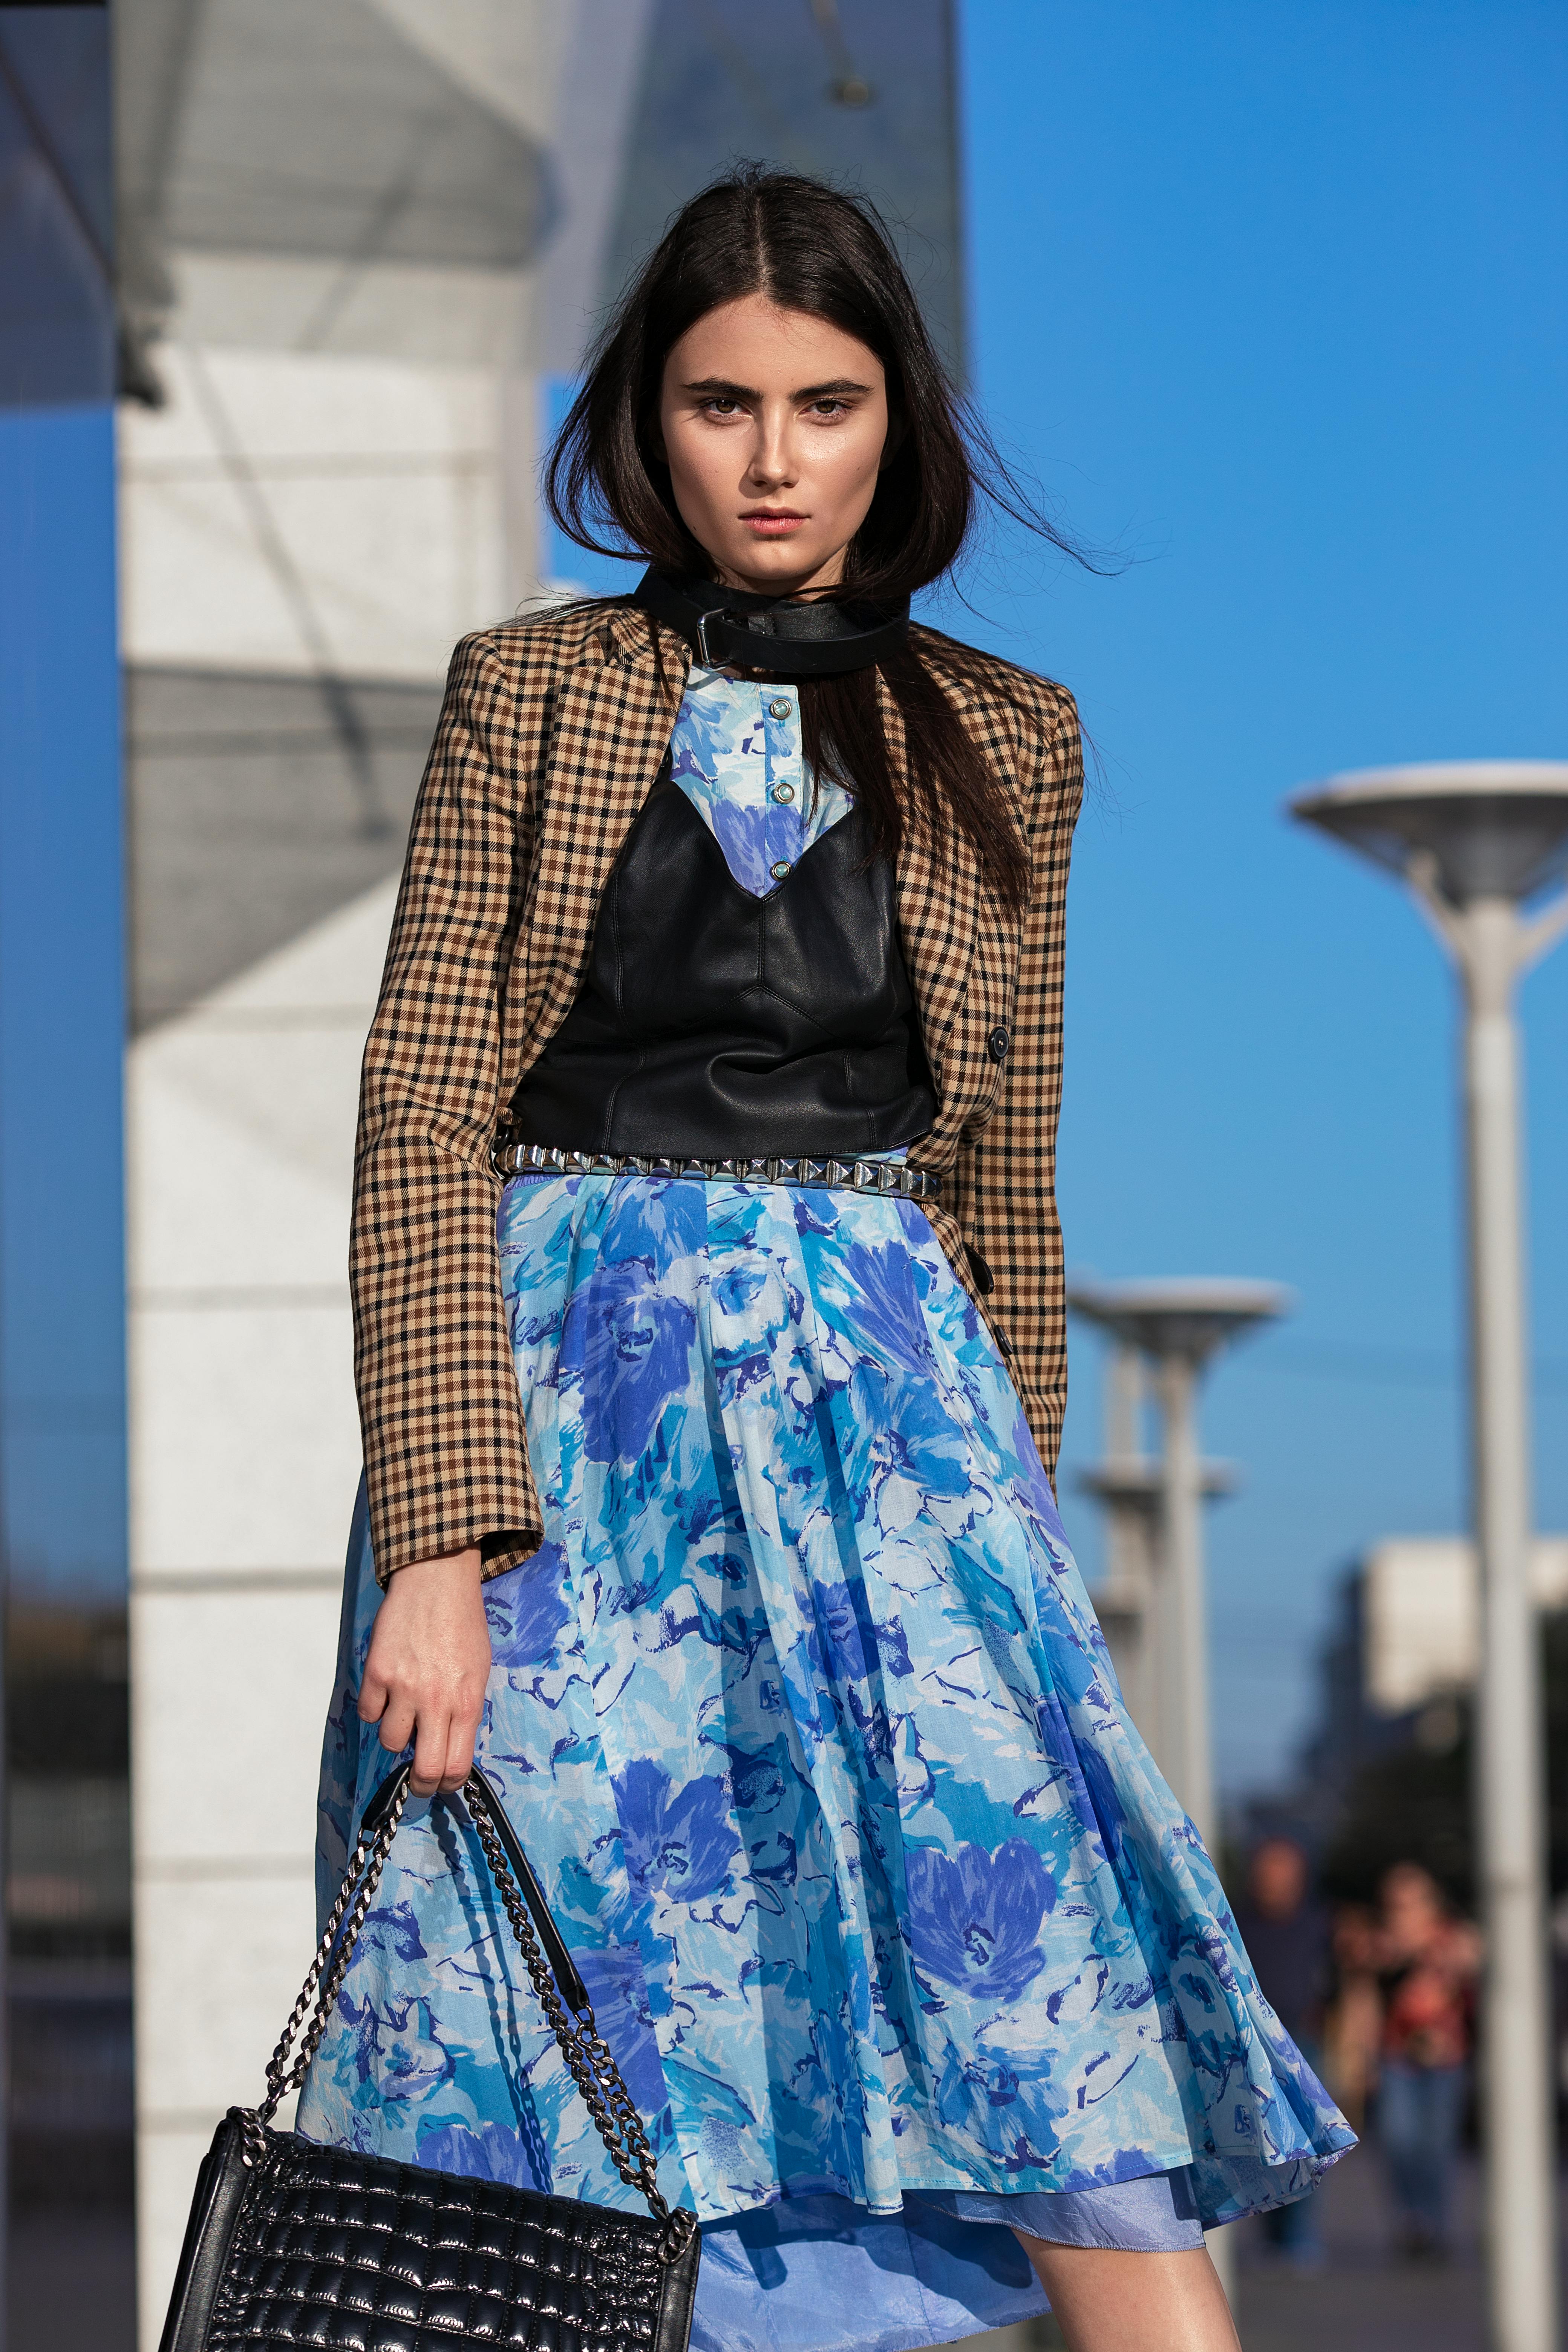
[462,1784,694,2260]
[239,1768,696,2264]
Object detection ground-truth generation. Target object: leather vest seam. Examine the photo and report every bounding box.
[747,980,845,1040]
[597,877,637,1151]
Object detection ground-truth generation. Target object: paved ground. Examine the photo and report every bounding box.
[9,2212,135,2349]
[1231,2147,1489,2352]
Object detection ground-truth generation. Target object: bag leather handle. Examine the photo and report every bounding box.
[359,1762,590,2011]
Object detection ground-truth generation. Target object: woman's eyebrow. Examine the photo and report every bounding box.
[682,376,760,401]
[681,375,874,401]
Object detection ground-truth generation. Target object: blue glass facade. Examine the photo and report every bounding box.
[0,5,132,2341]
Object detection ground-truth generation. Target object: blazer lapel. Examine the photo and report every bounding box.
[518,609,689,1059]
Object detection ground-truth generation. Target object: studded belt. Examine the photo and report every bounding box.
[493,1139,940,1204]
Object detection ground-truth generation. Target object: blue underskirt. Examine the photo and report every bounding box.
[692,2171,1204,2352]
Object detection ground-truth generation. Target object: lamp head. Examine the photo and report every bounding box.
[1067,1277,1291,1366]
[1290,763,1568,907]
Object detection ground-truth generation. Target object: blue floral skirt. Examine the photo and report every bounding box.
[298,1171,1352,2350]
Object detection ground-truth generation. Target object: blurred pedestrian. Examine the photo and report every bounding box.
[1323,1902,1383,2134]
[1366,1863,1481,2260]
[1234,1838,1332,2268]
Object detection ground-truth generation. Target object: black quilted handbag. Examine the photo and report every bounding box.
[158,1761,701,2352]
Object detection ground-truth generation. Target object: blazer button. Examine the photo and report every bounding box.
[966,1246,995,1297]
[987,1026,1010,1064]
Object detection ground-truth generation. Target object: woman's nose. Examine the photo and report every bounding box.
[746,413,796,489]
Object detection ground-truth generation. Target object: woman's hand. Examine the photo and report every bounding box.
[358,1547,492,1796]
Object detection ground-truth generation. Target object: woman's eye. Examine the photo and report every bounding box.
[702,398,740,416]
[808,400,849,418]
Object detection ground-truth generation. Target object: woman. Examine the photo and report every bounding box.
[298,168,1352,2352]
[1367,1864,1480,2260]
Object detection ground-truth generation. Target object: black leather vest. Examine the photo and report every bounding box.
[510,780,936,1159]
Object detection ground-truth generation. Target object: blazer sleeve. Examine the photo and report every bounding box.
[955,684,1084,1479]
[350,632,543,1583]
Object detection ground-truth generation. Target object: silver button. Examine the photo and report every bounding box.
[772,782,795,804]
[768,697,791,720]
[769,859,790,881]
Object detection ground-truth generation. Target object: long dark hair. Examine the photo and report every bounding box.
[547,167,1073,912]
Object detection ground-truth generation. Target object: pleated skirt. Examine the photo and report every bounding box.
[297,1170,1353,2350]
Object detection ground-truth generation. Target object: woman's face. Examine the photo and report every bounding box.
[657,294,890,597]
[1381,1864,1443,1942]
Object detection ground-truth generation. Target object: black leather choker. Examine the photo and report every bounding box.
[632,567,908,677]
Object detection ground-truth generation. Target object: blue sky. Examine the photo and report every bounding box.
[942,0,1568,1790]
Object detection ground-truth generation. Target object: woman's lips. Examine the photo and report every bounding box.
[741,511,807,536]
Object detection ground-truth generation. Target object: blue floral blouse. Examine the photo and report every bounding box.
[669,665,853,892]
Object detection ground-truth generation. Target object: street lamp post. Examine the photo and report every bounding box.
[1068,1280,1289,1849]
[1075,1341,1236,1775]
[1075,1346,1159,1736]
[1292,762,1568,2352]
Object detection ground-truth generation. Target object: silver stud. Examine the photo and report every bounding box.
[771,782,795,804]
[769,859,790,881]
[769,697,791,720]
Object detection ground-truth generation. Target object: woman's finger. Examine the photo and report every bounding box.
[357,1669,388,1726]
[377,1696,416,1758]
[410,1704,451,1797]
[438,1706,480,1795]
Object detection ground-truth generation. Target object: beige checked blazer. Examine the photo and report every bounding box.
[351,596,1083,1580]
